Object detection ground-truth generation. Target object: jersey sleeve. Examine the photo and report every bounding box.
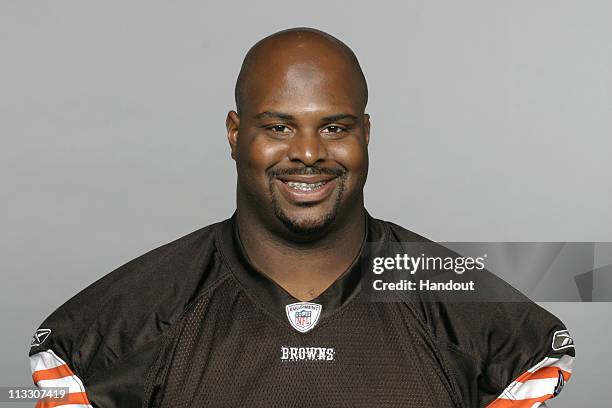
[26,224,216,408]
[483,303,575,407]
[29,306,94,408]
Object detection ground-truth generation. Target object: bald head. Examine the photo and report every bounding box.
[234,27,368,115]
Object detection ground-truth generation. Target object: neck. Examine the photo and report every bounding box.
[236,203,366,302]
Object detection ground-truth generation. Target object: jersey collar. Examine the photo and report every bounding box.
[215,212,389,327]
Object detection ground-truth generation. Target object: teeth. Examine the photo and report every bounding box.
[286,181,326,191]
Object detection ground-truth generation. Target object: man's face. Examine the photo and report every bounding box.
[227,55,370,236]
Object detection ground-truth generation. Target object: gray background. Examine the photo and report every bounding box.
[1,1,610,406]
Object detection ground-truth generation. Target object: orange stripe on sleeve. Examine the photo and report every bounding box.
[32,364,75,383]
[520,367,571,382]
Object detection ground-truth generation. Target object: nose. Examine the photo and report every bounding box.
[286,129,329,166]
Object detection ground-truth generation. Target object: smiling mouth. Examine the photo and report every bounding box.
[270,167,346,204]
[273,176,339,205]
[285,181,328,191]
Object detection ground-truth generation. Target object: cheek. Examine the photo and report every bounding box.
[330,139,368,176]
[238,133,286,178]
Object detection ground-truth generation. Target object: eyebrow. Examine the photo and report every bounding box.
[253,111,358,122]
[253,111,295,121]
[321,113,358,122]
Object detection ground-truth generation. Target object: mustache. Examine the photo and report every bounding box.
[267,166,347,179]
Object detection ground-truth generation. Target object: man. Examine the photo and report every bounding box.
[29,28,574,407]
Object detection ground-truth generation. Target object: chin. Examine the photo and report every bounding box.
[275,209,336,236]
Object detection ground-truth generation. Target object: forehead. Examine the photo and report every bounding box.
[242,47,364,116]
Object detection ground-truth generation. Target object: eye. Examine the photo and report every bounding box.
[321,125,346,134]
[267,124,292,134]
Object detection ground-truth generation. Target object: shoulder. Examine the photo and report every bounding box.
[371,217,575,406]
[29,220,229,380]
[370,217,562,346]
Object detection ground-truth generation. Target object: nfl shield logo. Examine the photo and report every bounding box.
[285,302,322,333]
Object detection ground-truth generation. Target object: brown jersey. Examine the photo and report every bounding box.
[29,214,575,407]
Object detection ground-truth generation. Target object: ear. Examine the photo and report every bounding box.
[363,113,371,146]
[226,110,240,160]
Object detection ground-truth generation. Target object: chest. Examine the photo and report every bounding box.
[145,286,460,408]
